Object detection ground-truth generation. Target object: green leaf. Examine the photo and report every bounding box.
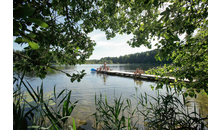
[27,33,36,38]
[70,78,75,82]
[63,101,67,116]
[72,118,76,130]
[68,106,74,115]
[184,92,188,97]
[139,23,144,31]
[57,93,68,107]
[182,7,186,13]
[57,89,65,99]
[196,89,201,93]
[14,37,24,43]
[66,73,71,77]
[153,0,158,6]
[150,85,154,90]
[26,18,48,28]
[53,85,56,100]
[164,33,170,39]
[43,103,62,129]
[23,37,31,43]
[75,47,80,53]
[164,15,169,22]
[13,6,36,18]
[105,93,107,105]
[22,81,37,103]
[160,11,166,16]
[28,41,39,50]
[189,91,195,98]
[42,8,51,16]
[66,91,71,107]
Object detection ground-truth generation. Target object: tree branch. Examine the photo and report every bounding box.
[13,51,37,64]
[14,50,73,76]
[47,66,70,76]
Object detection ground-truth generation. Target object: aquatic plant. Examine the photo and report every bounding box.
[137,91,208,129]
[13,72,77,130]
[92,93,138,130]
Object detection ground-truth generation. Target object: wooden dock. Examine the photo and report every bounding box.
[96,70,191,83]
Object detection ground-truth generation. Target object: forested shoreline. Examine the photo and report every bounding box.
[13,49,172,65]
[85,50,172,64]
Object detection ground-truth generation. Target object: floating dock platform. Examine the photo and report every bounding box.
[97,70,191,83]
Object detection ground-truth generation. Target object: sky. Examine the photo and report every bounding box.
[13,29,157,60]
[87,30,156,60]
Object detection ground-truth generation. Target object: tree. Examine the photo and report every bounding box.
[107,60,113,64]
[13,0,102,81]
[94,0,208,96]
[85,49,171,64]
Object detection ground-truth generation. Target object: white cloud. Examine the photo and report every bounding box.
[88,30,156,60]
[88,31,106,42]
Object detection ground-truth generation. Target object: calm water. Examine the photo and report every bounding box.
[13,64,208,129]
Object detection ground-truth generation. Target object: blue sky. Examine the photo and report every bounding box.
[13,29,156,60]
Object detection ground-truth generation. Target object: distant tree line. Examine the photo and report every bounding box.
[13,49,172,65]
[85,50,172,64]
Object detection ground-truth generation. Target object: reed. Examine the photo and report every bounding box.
[92,93,138,130]
[91,87,208,129]
[137,90,208,129]
[13,72,77,130]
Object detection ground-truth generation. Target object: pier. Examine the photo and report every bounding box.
[96,70,191,83]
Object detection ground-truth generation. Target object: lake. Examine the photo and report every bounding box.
[13,64,208,129]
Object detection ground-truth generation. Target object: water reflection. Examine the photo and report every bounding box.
[133,79,144,88]
[95,72,109,85]
[93,71,146,87]
[90,71,96,76]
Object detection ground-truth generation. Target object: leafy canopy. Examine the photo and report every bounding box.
[13,0,103,80]
[94,0,208,96]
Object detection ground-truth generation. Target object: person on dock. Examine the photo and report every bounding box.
[134,68,141,76]
[104,62,107,71]
[107,66,110,71]
[139,68,144,74]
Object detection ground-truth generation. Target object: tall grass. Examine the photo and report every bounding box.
[137,91,208,129]
[92,93,138,130]
[13,72,77,130]
[91,88,208,130]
